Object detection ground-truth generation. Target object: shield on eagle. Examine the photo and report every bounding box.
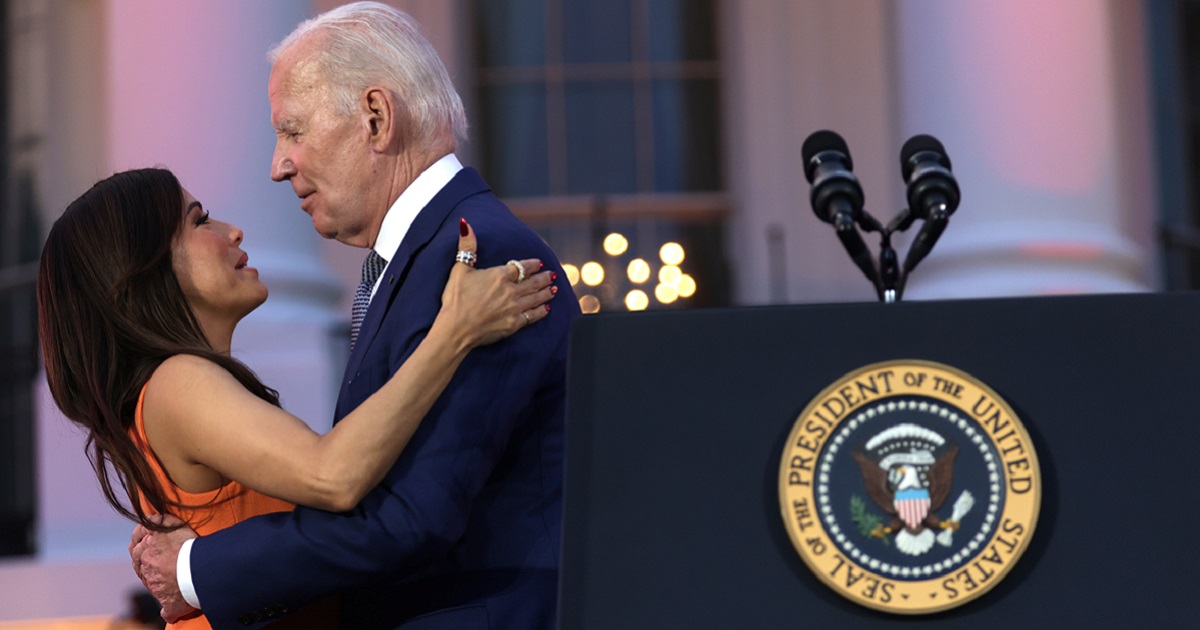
[894,487,931,531]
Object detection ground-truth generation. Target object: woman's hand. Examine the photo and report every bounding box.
[437,219,557,350]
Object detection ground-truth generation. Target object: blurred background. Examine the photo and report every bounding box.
[0,0,1194,624]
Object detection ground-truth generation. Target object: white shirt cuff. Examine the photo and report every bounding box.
[178,538,202,609]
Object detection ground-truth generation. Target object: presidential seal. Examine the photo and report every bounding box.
[778,360,1040,614]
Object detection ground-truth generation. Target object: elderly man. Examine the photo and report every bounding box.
[131,3,578,628]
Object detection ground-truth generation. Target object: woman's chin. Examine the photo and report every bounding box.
[249,291,269,313]
[235,290,269,320]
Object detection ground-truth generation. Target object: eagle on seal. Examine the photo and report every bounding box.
[852,423,969,556]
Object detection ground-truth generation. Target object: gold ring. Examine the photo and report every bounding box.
[507,260,526,282]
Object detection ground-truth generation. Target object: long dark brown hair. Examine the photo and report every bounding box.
[36,168,280,531]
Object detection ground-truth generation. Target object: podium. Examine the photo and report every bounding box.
[560,292,1200,627]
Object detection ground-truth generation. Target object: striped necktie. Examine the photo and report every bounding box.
[350,250,387,351]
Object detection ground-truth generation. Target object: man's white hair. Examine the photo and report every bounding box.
[268,1,468,147]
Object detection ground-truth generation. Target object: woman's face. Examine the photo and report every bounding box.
[171,188,268,328]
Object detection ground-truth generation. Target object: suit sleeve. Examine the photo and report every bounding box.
[189,209,573,629]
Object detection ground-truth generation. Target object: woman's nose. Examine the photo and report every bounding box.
[227,223,243,246]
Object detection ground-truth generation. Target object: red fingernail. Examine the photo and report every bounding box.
[539,262,544,269]
[551,286,558,295]
[459,218,468,237]
[544,304,551,312]
[551,272,558,282]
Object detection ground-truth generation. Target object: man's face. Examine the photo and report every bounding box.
[269,47,380,247]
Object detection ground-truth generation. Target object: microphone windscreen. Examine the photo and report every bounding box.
[900,134,950,181]
[802,130,853,183]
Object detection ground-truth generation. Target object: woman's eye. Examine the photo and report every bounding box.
[196,211,211,226]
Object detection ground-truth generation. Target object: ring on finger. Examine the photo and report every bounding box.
[455,250,477,266]
[522,311,532,325]
[507,259,526,283]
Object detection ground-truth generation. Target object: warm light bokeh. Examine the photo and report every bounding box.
[659,242,685,265]
[579,295,601,314]
[627,258,650,284]
[625,290,649,311]
[655,283,679,304]
[604,233,629,256]
[678,274,697,297]
[581,262,605,286]
[562,263,580,286]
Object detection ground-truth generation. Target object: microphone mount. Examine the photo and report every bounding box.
[802,131,960,303]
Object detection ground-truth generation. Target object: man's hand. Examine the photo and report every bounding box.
[130,515,200,622]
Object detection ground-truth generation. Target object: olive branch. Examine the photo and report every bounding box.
[850,495,889,546]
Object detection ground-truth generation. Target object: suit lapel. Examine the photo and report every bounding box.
[340,168,492,385]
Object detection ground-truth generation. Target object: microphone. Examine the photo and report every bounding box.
[802,130,864,230]
[899,134,960,274]
[801,130,880,292]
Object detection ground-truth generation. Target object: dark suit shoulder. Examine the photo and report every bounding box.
[434,192,560,266]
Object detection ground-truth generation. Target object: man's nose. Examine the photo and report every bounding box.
[271,144,295,182]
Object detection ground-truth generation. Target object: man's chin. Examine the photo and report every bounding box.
[312,217,338,240]
[310,216,367,246]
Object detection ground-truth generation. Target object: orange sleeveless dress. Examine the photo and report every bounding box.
[131,382,294,630]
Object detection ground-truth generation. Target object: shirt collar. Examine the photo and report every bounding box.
[373,153,463,261]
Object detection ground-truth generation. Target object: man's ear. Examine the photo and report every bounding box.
[362,87,398,151]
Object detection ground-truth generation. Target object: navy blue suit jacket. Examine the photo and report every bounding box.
[190,168,579,629]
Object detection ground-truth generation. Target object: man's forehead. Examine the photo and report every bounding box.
[270,81,311,125]
[270,61,328,118]
[272,36,325,89]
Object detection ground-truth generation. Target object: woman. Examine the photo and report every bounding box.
[37,168,555,628]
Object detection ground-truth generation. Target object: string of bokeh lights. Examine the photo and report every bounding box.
[561,233,697,314]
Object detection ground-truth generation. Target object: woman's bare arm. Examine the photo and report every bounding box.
[142,227,555,511]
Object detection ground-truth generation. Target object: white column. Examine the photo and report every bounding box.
[892,0,1150,298]
[104,0,344,428]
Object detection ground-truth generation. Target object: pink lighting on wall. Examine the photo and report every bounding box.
[1019,242,1106,260]
[948,0,1113,194]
